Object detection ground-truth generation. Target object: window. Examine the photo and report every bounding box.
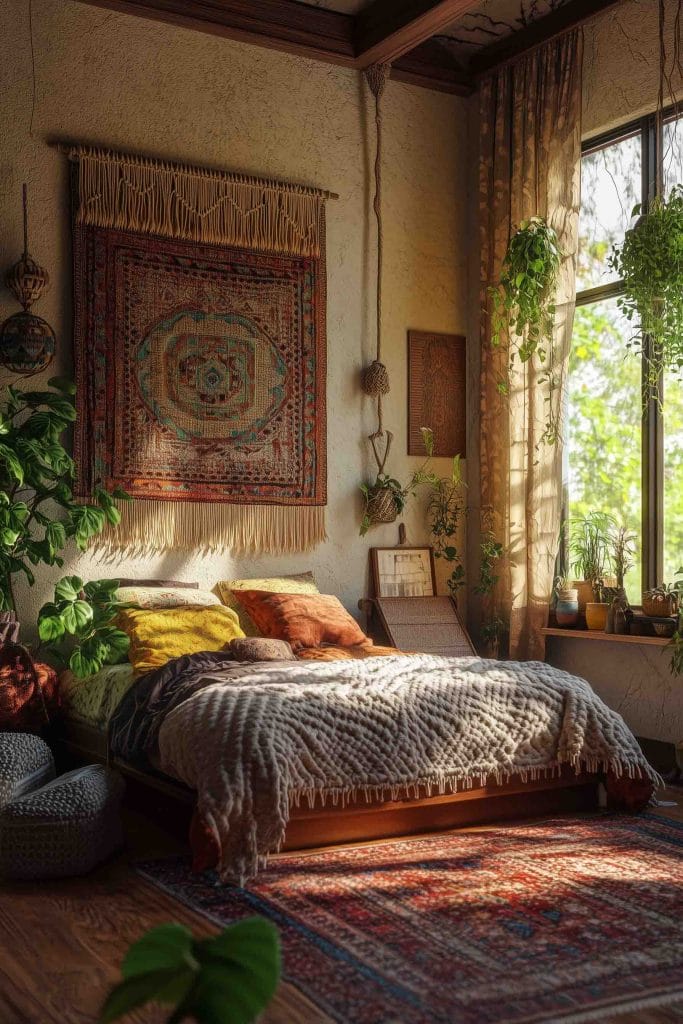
[567,109,683,595]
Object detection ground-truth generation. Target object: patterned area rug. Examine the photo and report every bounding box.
[138,815,683,1024]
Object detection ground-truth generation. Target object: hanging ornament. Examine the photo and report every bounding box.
[0,185,55,376]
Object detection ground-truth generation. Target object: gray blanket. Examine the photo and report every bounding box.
[151,654,658,883]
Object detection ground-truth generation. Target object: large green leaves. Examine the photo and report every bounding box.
[100,919,280,1024]
[38,576,130,678]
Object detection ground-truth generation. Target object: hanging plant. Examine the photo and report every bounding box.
[608,186,683,400]
[359,427,437,536]
[489,216,562,445]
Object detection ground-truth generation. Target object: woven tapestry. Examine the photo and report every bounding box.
[70,146,329,553]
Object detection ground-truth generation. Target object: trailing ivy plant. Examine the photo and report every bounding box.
[474,511,504,655]
[609,186,683,400]
[490,216,562,445]
[38,576,130,678]
[0,378,129,612]
[426,455,466,597]
[100,918,280,1024]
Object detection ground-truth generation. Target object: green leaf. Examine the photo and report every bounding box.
[192,918,280,1024]
[122,923,197,979]
[47,376,77,395]
[0,444,24,485]
[46,521,67,553]
[69,648,103,678]
[84,578,120,602]
[62,600,94,634]
[96,627,130,661]
[38,615,65,642]
[55,575,84,603]
[99,968,195,1024]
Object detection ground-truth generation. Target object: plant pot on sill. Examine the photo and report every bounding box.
[556,588,579,628]
[642,591,679,618]
[572,580,594,615]
[585,602,608,631]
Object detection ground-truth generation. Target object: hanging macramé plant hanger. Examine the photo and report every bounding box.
[360,63,398,533]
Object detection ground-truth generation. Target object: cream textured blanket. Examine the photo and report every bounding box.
[156,654,657,883]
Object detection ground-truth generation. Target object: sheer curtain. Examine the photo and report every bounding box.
[478,30,583,661]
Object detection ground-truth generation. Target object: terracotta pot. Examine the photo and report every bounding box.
[555,588,579,628]
[585,602,608,631]
[572,580,594,614]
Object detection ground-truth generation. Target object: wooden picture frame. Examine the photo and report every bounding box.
[407,330,466,456]
[370,546,436,598]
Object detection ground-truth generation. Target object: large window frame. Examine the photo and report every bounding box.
[574,105,681,591]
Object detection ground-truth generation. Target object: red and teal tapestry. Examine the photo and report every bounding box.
[71,145,329,553]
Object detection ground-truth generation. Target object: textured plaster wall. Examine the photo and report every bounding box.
[0,0,469,628]
[583,0,683,137]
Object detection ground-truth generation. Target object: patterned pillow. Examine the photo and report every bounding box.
[117,606,244,675]
[214,573,319,635]
[116,586,221,609]
[234,592,371,649]
[228,638,297,662]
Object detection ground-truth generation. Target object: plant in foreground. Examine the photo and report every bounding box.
[38,576,130,678]
[100,918,280,1024]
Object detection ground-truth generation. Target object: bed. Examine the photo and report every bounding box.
[53,578,657,884]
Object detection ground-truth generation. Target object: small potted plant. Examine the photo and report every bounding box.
[554,574,579,628]
[609,525,637,603]
[642,582,680,619]
[566,511,615,619]
[585,578,609,631]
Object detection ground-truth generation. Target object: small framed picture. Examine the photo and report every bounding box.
[371,547,436,598]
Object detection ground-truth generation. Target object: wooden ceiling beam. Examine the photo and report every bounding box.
[74,0,357,66]
[469,0,623,78]
[354,0,482,67]
[392,40,473,96]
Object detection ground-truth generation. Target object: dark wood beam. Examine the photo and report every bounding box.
[354,0,482,67]
[392,40,473,96]
[74,0,357,66]
[468,0,623,78]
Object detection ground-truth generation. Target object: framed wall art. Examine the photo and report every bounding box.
[370,546,436,598]
[407,330,466,457]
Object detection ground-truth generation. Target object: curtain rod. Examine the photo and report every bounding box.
[49,140,340,201]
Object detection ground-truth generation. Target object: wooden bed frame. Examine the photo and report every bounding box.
[53,576,603,852]
[53,718,603,851]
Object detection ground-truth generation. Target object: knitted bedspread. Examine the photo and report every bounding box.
[155,654,657,883]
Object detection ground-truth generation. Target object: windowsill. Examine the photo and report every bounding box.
[542,627,671,647]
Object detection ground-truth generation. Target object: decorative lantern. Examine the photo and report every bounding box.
[0,185,55,376]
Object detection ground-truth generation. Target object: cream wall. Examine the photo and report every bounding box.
[0,0,470,629]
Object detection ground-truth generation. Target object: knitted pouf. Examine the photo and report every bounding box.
[0,764,125,880]
[0,732,55,808]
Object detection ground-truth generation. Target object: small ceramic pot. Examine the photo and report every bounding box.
[556,588,579,627]
[585,602,608,631]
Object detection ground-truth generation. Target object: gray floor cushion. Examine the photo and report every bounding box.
[0,732,55,807]
[0,764,125,880]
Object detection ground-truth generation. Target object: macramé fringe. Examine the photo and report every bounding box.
[68,144,330,257]
[93,499,326,555]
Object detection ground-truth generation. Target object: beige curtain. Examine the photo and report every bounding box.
[479,30,583,661]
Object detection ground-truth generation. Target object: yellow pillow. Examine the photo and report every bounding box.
[118,605,244,676]
[214,572,319,636]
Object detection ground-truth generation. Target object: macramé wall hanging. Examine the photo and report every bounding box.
[63,144,334,554]
[0,185,56,376]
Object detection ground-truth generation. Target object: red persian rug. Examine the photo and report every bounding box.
[138,815,683,1024]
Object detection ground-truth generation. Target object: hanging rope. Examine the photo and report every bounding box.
[656,0,666,197]
[362,62,391,456]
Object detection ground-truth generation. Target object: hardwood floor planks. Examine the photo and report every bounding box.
[0,799,681,1022]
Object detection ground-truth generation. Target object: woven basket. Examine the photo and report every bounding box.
[0,764,124,880]
[365,486,398,525]
[0,732,54,808]
[642,592,679,617]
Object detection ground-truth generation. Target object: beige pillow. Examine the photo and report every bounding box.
[116,586,221,609]
[229,637,297,662]
[214,572,319,635]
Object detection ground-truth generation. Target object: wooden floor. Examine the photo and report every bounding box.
[1,792,682,1024]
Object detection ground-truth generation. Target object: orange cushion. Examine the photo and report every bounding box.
[235,591,371,649]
